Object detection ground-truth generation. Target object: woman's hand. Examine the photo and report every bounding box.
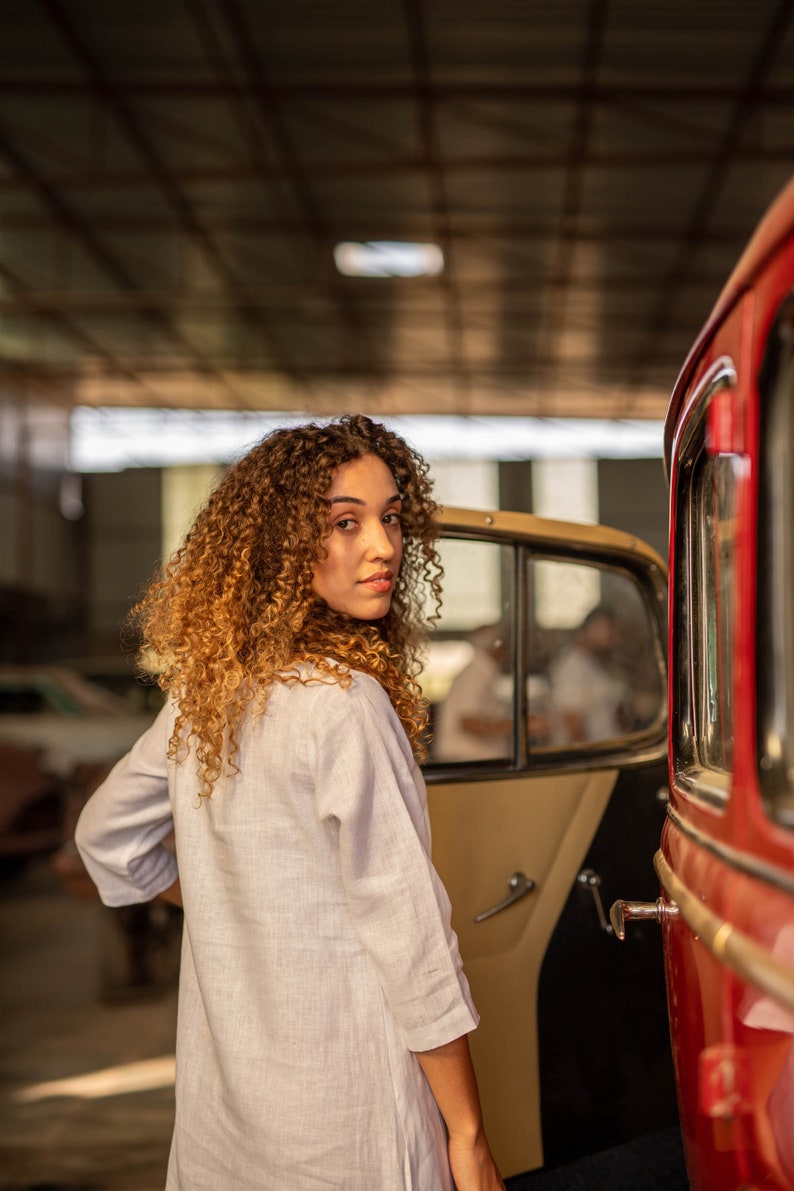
[448,1129,505,1190]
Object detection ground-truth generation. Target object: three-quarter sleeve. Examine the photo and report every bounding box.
[309,673,479,1052]
[75,699,178,906]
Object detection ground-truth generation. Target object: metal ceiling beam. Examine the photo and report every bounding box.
[3,79,794,104]
[36,0,303,404]
[1,143,791,191]
[0,271,727,315]
[3,358,687,383]
[0,211,752,244]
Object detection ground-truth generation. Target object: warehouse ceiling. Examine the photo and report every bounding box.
[1,0,794,421]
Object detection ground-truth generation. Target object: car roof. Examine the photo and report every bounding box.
[664,175,794,469]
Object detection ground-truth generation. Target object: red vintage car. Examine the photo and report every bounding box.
[613,178,794,1189]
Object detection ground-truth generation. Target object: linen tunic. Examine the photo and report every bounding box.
[75,668,479,1190]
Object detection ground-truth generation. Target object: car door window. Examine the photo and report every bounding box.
[422,532,665,771]
[528,558,665,752]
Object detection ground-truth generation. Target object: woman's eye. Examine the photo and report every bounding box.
[335,518,356,531]
[383,512,402,526]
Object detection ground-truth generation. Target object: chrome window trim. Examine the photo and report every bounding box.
[671,359,738,812]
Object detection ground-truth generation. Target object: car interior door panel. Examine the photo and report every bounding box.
[423,510,670,1176]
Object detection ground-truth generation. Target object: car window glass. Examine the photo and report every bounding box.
[528,557,664,750]
[423,538,515,766]
[693,451,738,774]
[672,378,739,803]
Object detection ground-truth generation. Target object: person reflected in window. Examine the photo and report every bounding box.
[549,604,626,744]
[433,624,512,762]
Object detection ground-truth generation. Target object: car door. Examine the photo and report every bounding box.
[421,507,674,1177]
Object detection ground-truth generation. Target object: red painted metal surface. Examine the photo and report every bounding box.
[663,182,794,1191]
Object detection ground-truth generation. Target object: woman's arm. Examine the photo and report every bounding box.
[75,701,178,906]
[416,1034,504,1191]
[157,876,183,908]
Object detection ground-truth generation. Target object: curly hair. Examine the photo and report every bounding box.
[132,415,443,796]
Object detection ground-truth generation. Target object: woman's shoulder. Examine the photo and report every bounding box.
[277,662,394,722]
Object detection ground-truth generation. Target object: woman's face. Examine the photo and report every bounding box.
[311,453,403,619]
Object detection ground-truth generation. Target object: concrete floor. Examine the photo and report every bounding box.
[0,861,178,1191]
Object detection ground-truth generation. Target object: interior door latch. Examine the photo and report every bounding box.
[474,871,536,922]
[577,868,612,933]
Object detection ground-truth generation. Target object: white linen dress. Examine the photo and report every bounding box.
[75,667,479,1190]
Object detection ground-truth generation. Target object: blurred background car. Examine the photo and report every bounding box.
[0,664,161,782]
[0,664,177,1000]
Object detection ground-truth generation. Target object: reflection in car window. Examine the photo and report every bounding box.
[423,539,514,765]
[528,558,664,750]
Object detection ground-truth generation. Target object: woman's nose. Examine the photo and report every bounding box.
[365,520,395,560]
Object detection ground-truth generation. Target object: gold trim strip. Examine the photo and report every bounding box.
[654,850,794,1016]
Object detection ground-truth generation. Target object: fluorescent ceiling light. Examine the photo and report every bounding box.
[70,409,664,472]
[334,240,444,278]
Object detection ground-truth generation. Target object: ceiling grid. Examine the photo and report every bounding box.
[0,0,791,418]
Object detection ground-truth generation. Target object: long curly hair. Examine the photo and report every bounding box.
[132,415,443,796]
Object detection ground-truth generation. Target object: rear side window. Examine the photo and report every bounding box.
[672,368,739,806]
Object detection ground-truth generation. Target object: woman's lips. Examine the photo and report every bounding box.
[359,572,393,592]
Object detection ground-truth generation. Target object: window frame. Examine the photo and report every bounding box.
[423,524,667,784]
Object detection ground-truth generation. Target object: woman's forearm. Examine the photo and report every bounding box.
[416,1034,484,1139]
[416,1034,504,1190]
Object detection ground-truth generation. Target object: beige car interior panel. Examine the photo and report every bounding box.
[428,767,618,1177]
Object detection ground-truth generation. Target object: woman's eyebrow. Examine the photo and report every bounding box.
[329,492,402,505]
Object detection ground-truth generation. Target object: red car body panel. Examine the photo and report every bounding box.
[663,181,794,1190]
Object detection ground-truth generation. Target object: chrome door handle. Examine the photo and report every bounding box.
[475,871,536,923]
[609,897,680,940]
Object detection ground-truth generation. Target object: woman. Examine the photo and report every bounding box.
[76,415,503,1191]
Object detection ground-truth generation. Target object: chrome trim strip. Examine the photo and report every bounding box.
[654,850,794,1015]
[424,744,667,785]
[666,804,794,896]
